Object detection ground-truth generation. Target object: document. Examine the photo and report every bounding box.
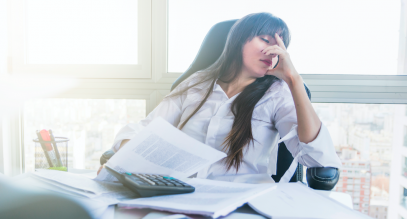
[118,178,276,218]
[248,182,372,219]
[33,170,133,196]
[18,170,138,205]
[96,117,227,181]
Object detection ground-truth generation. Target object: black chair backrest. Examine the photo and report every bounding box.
[171,19,312,182]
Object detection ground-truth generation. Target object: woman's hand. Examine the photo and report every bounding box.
[96,139,130,175]
[263,33,300,86]
[97,165,104,175]
[264,33,322,143]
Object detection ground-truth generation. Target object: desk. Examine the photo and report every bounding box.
[67,169,353,219]
[114,204,266,219]
[112,191,353,219]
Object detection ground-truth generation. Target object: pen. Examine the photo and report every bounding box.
[39,129,58,167]
[49,129,63,167]
[36,130,54,167]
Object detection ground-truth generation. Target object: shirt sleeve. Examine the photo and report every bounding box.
[272,83,342,169]
[111,84,187,152]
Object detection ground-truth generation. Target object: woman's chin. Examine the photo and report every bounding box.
[247,69,268,78]
[254,71,268,78]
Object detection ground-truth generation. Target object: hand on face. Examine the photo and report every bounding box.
[264,33,299,84]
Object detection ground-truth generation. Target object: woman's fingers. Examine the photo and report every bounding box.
[262,47,283,56]
[97,165,103,175]
[262,45,280,55]
[275,33,286,50]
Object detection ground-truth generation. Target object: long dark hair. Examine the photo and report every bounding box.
[166,12,291,172]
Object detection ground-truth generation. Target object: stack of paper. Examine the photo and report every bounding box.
[119,178,277,218]
[30,170,137,204]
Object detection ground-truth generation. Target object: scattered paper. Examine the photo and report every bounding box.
[34,170,131,195]
[96,117,227,181]
[248,182,372,219]
[119,178,276,218]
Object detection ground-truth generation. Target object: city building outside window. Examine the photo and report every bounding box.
[400,187,407,210]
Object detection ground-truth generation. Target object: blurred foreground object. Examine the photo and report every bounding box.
[0,174,91,219]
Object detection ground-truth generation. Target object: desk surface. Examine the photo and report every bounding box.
[114,204,267,219]
[66,169,353,219]
[112,192,353,219]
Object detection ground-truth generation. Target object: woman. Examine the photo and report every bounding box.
[100,12,342,183]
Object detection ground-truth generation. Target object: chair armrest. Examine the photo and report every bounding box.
[306,167,340,191]
[100,149,115,165]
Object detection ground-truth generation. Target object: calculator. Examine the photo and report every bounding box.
[104,165,195,197]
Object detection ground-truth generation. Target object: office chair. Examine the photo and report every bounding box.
[101,19,340,191]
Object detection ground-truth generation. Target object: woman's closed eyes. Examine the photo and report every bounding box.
[261,38,270,43]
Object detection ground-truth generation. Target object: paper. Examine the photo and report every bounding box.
[29,174,98,198]
[119,178,276,218]
[96,117,227,181]
[142,212,192,219]
[97,205,115,219]
[248,183,372,219]
[33,170,132,195]
[22,170,138,206]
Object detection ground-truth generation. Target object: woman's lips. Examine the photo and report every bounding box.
[261,60,272,66]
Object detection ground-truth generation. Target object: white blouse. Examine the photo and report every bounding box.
[111,72,342,184]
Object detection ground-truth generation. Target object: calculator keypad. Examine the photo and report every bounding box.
[130,173,192,187]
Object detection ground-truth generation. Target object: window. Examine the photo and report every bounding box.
[8,0,152,78]
[318,103,404,215]
[403,157,407,178]
[23,99,146,171]
[168,0,400,75]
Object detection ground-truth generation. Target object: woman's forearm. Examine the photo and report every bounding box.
[286,73,321,143]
